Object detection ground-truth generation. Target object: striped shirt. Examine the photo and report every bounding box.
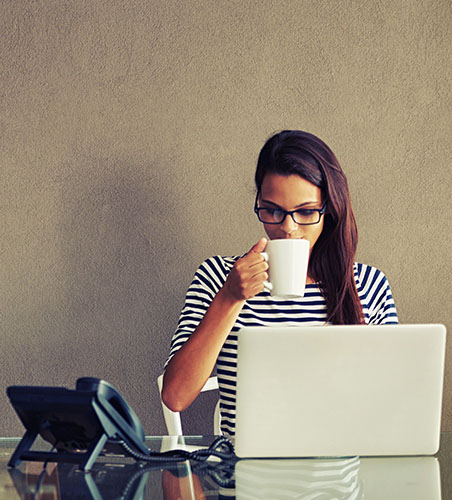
[165,255,398,437]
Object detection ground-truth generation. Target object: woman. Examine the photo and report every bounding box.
[162,130,398,438]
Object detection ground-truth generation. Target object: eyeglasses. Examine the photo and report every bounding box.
[254,192,327,226]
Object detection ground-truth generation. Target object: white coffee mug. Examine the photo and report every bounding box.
[261,239,310,298]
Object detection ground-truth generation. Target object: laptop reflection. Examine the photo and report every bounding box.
[235,455,441,500]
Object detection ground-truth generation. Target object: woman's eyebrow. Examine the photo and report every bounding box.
[260,198,321,209]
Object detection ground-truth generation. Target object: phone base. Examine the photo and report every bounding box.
[8,429,109,472]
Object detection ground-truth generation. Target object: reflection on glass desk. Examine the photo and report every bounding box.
[235,456,440,500]
[1,433,452,499]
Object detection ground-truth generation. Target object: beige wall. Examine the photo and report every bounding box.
[1,0,451,436]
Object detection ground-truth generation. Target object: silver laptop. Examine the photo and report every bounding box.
[235,324,446,458]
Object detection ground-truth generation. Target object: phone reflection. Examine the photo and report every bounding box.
[7,436,234,500]
[7,454,441,499]
[235,455,441,500]
[9,461,228,500]
[8,461,152,499]
[8,462,61,499]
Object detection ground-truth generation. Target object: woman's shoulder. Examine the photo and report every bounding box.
[354,262,398,323]
[195,255,242,277]
[353,262,392,295]
[200,254,241,267]
[185,255,242,296]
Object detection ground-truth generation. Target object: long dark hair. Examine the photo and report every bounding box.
[255,130,364,325]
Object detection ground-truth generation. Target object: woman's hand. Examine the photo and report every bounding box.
[220,238,269,302]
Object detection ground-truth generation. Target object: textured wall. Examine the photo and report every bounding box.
[1,0,451,436]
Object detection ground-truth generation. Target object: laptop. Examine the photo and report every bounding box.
[234,324,446,458]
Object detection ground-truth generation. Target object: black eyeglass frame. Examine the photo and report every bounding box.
[254,192,327,226]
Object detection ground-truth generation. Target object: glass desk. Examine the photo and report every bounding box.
[1,433,451,499]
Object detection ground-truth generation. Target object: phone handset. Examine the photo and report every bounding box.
[76,377,148,454]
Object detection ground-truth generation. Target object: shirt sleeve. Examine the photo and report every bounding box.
[369,274,398,324]
[355,263,399,325]
[164,256,234,369]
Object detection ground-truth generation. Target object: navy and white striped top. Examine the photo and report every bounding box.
[165,255,398,437]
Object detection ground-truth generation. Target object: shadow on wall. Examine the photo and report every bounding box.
[1,153,221,436]
[53,154,195,434]
[0,153,202,436]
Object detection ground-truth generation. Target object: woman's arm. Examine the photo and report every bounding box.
[162,238,268,412]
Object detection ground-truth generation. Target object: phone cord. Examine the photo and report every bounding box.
[118,436,237,463]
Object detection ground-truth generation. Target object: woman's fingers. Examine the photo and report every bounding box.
[248,237,267,254]
[223,241,270,301]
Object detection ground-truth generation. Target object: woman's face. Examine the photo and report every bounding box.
[258,173,325,251]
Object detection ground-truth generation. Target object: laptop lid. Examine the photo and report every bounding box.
[235,324,446,458]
